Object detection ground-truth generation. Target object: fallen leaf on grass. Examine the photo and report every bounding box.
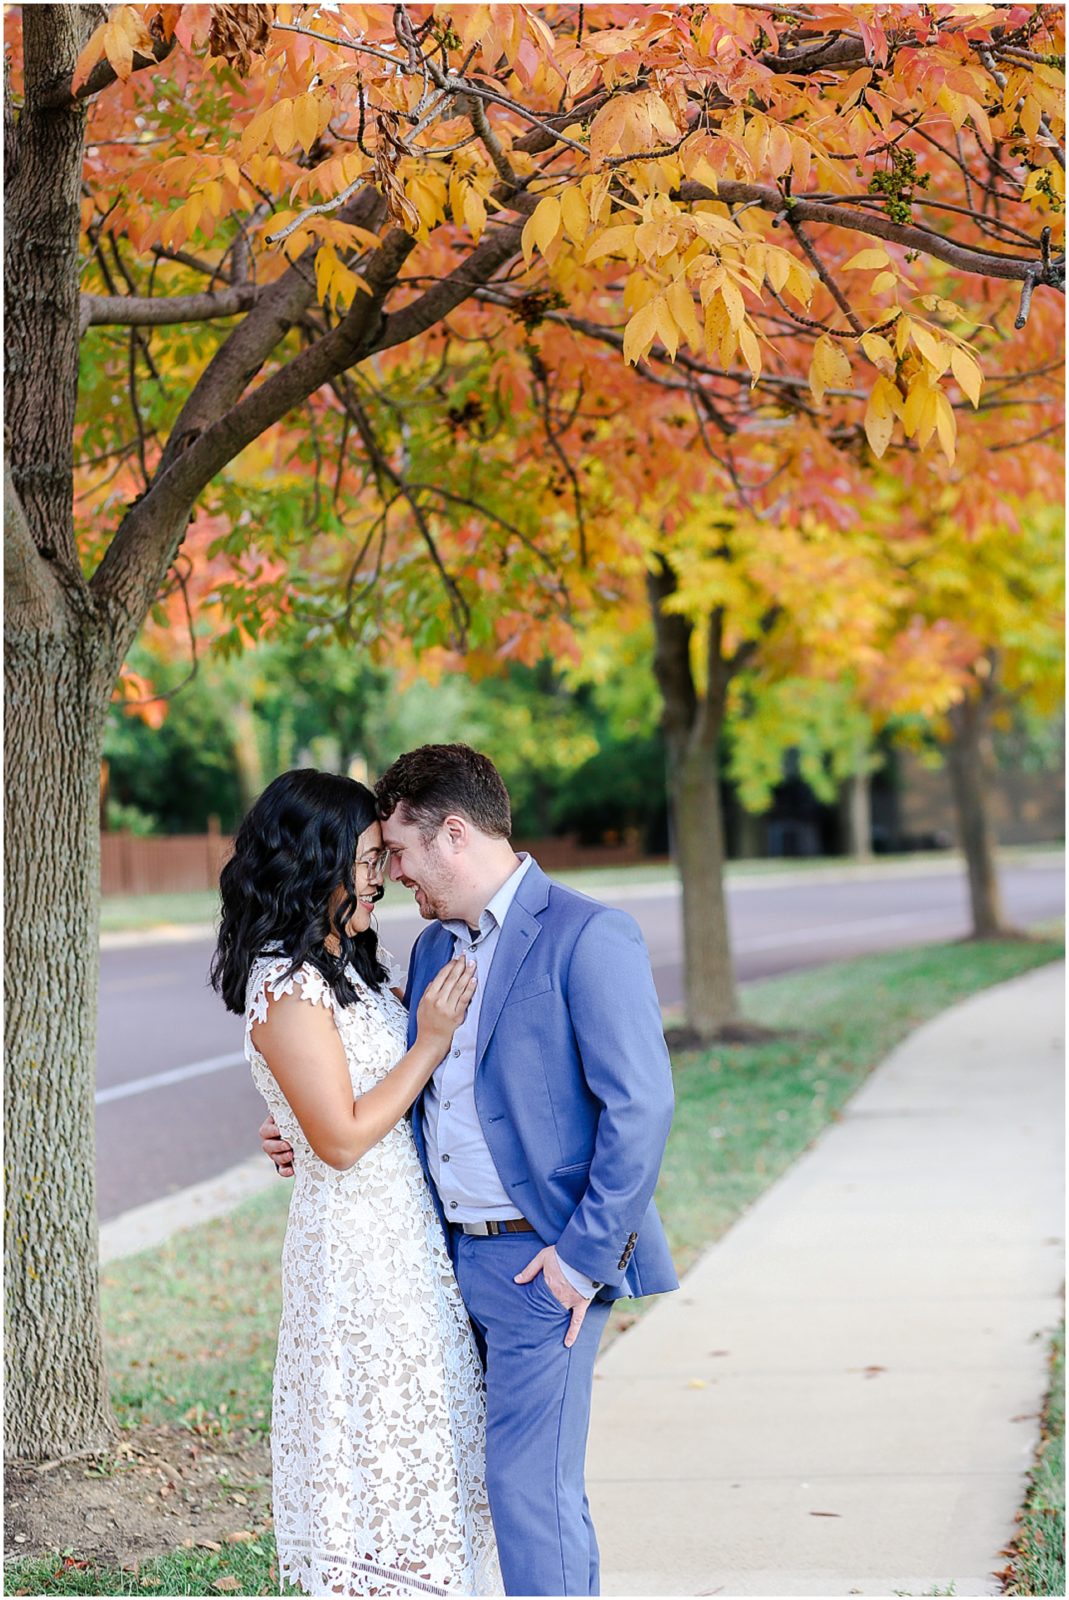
[198,1539,222,1551]
[227,1530,257,1543]
[213,1580,242,1593]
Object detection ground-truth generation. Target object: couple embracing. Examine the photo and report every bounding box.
[212,744,677,1598]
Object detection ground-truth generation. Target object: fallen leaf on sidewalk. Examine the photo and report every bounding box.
[809,1511,842,1517]
[686,1378,708,1389]
[709,1349,730,1356]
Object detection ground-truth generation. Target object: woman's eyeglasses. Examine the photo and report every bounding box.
[355,847,391,877]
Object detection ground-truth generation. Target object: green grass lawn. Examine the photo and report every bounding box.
[8,934,1063,1596]
[1003,1320,1066,1596]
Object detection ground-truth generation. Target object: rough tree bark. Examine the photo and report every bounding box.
[945,672,1016,938]
[4,4,122,1459]
[647,557,742,1040]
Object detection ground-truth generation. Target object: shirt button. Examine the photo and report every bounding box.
[452,1048,461,1058]
[449,1201,458,1210]
[442,1154,451,1163]
[443,1101,451,1111]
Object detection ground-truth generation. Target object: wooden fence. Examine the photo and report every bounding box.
[100,830,648,896]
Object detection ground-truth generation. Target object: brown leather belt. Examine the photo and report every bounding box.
[455,1218,534,1236]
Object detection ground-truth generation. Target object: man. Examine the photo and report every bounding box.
[261,744,677,1596]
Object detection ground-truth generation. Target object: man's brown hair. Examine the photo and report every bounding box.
[375,744,512,839]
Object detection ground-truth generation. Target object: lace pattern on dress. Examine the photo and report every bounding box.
[245,952,500,1598]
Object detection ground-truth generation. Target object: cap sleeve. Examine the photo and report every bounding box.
[246,954,337,1025]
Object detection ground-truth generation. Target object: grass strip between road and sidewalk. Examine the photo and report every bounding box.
[8,934,1064,1596]
[1002,1320,1066,1597]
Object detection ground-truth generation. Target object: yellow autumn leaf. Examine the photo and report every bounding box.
[666,279,702,350]
[934,390,956,464]
[765,248,791,295]
[901,374,930,438]
[950,346,983,408]
[738,323,762,382]
[315,245,337,304]
[293,94,320,156]
[623,297,662,365]
[588,98,633,166]
[521,195,562,263]
[584,224,637,264]
[915,386,940,448]
[864,376,900,457]
[654,296,679,360]
[271,98,295,156]
[910,321,951,377]
[860,331,896,373]
[560,185,589,243]
[463,187,487,244]
[842,247,892,272]
[720,279,746,332]
[240,107,273,160]
[870,270,898,295]
[809,335,852,405]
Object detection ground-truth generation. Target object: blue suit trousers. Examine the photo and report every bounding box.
[451,1230,613,1597]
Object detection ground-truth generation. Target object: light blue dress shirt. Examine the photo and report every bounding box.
[422,854,599,1299]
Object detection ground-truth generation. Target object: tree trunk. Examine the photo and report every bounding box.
[648,560,742,1039]
[4,4,126,1459]
[230,698,265,812]
[673,736,741,1036]
[945,689,1014,938]
[5,630,117,1458]
[842,768,873,860]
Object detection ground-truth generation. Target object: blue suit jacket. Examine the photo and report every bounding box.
[403,860,679,1302]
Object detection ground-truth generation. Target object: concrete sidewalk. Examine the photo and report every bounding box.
[589,961,1065,1598]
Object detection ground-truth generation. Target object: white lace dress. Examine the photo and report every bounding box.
[245,951,500,1598]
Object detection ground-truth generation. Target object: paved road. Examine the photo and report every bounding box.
[95,860,1063,1221]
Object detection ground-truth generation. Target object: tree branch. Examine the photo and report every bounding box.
[90,227,416,619]
[155,186,387,475]
[678,182,1066,290]
[375,218,525,352]
[80,283,262,333]
[35,27,175,111]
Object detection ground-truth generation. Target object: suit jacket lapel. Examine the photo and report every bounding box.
[474,860,549,1069]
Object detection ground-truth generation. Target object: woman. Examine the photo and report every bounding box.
[211,769,500,1598]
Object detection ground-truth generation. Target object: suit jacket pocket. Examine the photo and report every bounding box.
[504,972,553,1006]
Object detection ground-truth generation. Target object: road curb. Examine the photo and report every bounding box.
[98,1156,278,1263]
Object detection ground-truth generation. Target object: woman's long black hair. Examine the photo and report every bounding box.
[210,769,389,1015]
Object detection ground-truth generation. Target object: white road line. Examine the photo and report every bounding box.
[95,1051,245,1105]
